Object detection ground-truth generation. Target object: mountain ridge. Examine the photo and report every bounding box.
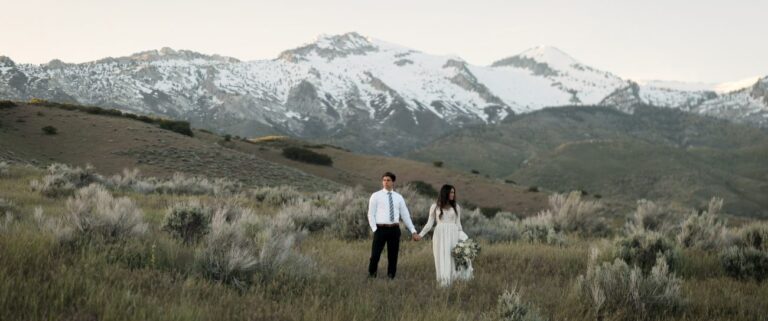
[1,32,766,155]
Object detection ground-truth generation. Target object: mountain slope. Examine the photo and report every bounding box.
[0,102,337,191]
[406,105,768,217]
[3,32,765,155]
[0,101,548,214]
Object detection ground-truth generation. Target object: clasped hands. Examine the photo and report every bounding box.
[412,233,422,241]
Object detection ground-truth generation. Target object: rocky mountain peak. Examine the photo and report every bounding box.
[0,56,16,68]
[278,32,379,62]
[93,47,240,64]
[490,45,579,76]
[750,76,768,104]
[517,45,579,67]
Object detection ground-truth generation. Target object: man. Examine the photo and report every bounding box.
[367,172,421,279]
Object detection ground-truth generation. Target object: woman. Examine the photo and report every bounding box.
[418,184,473,287]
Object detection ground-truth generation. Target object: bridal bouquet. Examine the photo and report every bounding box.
[452,238,480,271]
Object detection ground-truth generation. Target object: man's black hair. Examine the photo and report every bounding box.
[382,172,396,182]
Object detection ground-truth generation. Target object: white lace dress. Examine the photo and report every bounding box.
[418,204,473,287]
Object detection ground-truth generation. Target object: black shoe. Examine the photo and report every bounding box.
[387,274,395,280]
[368,273,377,279]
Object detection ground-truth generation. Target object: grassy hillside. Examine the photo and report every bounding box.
[2,164,767,321]
[0,101,336,191]
[406,105,768,217]
[511,140,768,217]
[196,135,550,216]
[0,101,549,215]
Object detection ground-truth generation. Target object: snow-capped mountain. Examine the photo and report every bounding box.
[614,76,768,124]
[1,32,766,155]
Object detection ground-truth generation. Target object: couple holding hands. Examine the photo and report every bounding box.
[367,172,473,287]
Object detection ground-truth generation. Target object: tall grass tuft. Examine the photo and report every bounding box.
[493,287,549,321]
[0,161,9,177]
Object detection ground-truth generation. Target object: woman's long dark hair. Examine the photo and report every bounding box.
[436,184,457,219]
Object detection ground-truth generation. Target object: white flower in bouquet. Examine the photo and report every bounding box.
[452,238,480,271]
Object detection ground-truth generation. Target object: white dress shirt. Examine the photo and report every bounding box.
[367,188,417,234]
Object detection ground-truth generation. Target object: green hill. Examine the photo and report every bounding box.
[407,105,768,217]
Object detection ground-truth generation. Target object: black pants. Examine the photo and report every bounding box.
[368,226,401,278]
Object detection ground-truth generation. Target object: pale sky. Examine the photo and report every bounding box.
[1,0,766,83]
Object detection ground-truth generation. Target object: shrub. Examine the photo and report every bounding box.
[36,184,147,242]
[720,246,768,281]
[624,199,680,235]
[0,100,16,109]
[0,211,12,232]
[0,198,16,227]
[462,209,521,243]
[614,230,681,275]
[575,248,683,321]
[30,163,102,197]
[545,191,606,237]
[196,208,261,290]
[162,200,213,244]
[249,186,304,207]
[275,199,332,232]
[733,221,768,251]
[471,169,480,174]
[282,147,333,166]
[719,222,768,281]
[527,186,539,192]
[514,191,606,244]
[137,115,154,123]
[406,180,438,198]
[0,198,15,215]
[158,119,193,136]
[0,161,9,177]
[677,197,728,250]
[153,173,241,196]
[102,169,241,196]
[519,213,565,246]
[103,168,142,190]
[195,206,313,290]
[224,134,232,142]
[326,187,370,240]
[42,125,58,135]
[398,184,433,227]
[433,161,443,168]
[480,207,502,218]
[494,287,549,321]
